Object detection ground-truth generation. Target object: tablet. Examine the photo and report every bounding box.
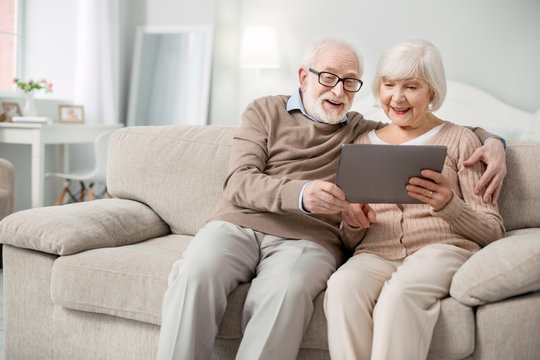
[336,144,447,204]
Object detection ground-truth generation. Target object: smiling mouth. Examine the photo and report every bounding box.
[325,99,342,107]
[391,106,410,114]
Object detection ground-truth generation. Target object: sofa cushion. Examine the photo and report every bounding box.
[51,234,190,325]
[0,198,170,256]
[216,287,475,356]
[498,142,540,231]
[107,126,236,236]
[427,297,475,359]
[0,189,11,220]
[474,291,540,359]
[450,229,540,306]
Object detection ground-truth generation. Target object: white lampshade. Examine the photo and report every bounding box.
[240,26,280,69]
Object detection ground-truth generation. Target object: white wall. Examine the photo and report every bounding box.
[210,0,540,126]
[22,0,79,101]
[4,0,539,210]
[1,0,79,210]
[2,0,145,210]
[146,0,215,25]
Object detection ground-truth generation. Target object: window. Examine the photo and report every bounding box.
[0,0,20,92]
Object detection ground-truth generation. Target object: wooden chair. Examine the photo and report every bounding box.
[47,130,115,205]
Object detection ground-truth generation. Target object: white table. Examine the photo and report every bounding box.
[0,122,123,208]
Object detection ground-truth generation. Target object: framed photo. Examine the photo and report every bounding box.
[58,105,85,124]
[1,102,22,122]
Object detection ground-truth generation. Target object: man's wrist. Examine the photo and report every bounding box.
[485,136,507,151]
[298,181,312,214]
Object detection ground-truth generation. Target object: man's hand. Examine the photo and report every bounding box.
[302,180,349,214]
[341,203,377,228]
[463,138,507,205]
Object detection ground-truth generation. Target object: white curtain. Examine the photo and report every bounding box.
[74,0,119,125]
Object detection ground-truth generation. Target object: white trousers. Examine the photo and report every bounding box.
[324,243,472,360]
[157,221,336,360]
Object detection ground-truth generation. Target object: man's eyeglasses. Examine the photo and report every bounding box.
[309,68,363,92]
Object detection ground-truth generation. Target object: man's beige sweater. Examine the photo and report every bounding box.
[342,122,506,260]
[208,96,495,265]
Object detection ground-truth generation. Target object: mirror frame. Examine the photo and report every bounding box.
[127,24,213,126]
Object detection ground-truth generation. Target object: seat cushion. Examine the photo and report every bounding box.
[51,235,190,325]
[474,291,540,359]
[428,297,475,359]
[51,233,475,357]
[217,288,475,356]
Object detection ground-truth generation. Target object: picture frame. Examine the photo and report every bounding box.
[1,102,22,122]
[58,105,85,124]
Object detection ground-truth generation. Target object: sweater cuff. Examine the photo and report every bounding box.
[430,190,465,220]
[485,135,507,151]
[282,179,310,213]
[298,181,312,214]
[340,222,368,251]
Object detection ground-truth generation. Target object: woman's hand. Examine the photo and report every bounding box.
[341,203,377,228]
[407,170,453,211]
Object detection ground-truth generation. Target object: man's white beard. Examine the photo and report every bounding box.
[304,90,349,124]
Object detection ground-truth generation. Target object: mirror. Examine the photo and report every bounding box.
[127,25,213,126]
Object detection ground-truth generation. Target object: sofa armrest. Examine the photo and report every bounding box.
[0,158,15,219]
[450,229,540,306]
[0,199,170,256]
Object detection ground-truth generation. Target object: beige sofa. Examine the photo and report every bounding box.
[1,125,539,360]
[0,159,15,221]
[0,158,15,268]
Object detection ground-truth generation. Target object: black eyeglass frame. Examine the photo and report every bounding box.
[308,68,363,92]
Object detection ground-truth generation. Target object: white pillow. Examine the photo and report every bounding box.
[450,230,540,306]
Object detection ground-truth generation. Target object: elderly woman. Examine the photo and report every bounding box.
[323,39,506,360]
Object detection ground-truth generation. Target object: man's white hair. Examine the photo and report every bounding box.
[300,38,364,78]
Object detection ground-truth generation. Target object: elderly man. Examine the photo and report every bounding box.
[157,38,506,360]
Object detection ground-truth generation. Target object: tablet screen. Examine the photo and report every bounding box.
[336,144,447,204]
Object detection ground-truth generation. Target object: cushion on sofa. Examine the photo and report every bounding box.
[474,291,540,360]
[498,142,540,231]
[51,234,190,325]
[0,189,11,220]
[427,297,475,359]
[107,126,236,236]
[0,198,170,256]
[216,289,476,356]
[450,229,540,306]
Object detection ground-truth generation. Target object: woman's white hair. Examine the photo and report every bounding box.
[372,39,447,111]
[300,38,364,78]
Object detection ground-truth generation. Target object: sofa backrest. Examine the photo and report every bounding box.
[108,125,236,235]
[107,127,540,235]
[499,141,540,231]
